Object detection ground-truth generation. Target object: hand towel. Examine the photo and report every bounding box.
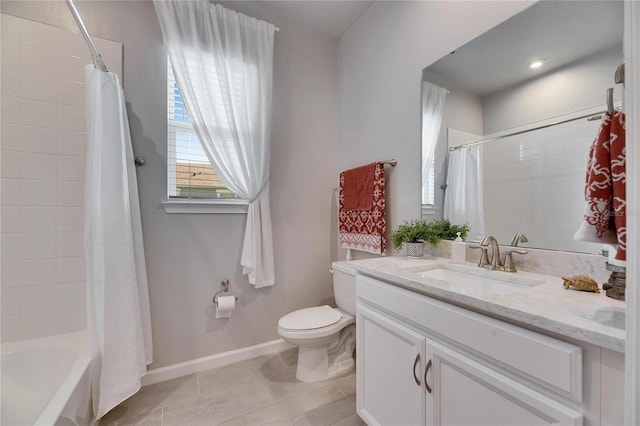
[339,162,386,254]
[573,111,626,260]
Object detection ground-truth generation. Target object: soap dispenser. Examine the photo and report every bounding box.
[451,232,466,264]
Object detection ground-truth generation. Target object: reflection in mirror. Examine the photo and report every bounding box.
[421,0,623,253]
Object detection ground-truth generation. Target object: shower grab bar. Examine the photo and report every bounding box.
[66,0,108,73]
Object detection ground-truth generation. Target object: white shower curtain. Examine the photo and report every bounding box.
[85,65,153,419]
[154,0,276,287]
[443,146,485,241]
[422,81,448,205]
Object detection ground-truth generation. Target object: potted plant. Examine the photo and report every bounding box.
[391,219,469,258]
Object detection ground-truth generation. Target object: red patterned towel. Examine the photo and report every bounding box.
[339,162,386,255]
[574,111,626,260]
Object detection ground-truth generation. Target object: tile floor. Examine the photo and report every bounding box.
[100,348,364,426]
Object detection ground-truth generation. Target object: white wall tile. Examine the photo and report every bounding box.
[1,260,21,288]
[21,18,59,51]
[21,45,57,77]
[1,206,20,232]
[56,31,90,61]
[1,123,23,151]
[56,281,85,309]
[1,67,22,97]
[1,287,21,315]
[1,14,21,44]
[1,150,20,178]
[57,155,84,181]
[18,310,56,340]
[20,284,56,312]
[54,306,86,334]
[56,181,83,206]
[19,232,55,259]
[57,104,85,132]
[19,179,56,206]
[20,258,56,286]
[21,125,57,154]
[57,53,85,82]
[20,99,57,128]
[57,232,83,257]
[1,95,21,124]
[0,314,22,342]
[56,130,86,157]
[22,72,58,103]
[19,206,55,233]
[56,207,84,232]
[1,41,21,70]
[1,233,21,260]
[57,79,84,106]
[1,178,20,205]
[20,152,57,180]
[57,257,85,283]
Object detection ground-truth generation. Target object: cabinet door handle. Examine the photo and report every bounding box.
[412,353,421,386]
[424,358,433,394]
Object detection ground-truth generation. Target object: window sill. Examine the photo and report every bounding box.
[422,205,438,216]
[162,199,248,214]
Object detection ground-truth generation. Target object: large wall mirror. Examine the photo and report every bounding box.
[422,0,624,253]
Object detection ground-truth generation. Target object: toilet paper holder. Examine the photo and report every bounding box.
[213,279,238,306]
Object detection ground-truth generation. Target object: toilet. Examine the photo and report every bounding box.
[278,261,356,382]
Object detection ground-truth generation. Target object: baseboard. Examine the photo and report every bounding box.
[141,338,294,386]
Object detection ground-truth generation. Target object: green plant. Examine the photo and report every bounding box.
[390,219,470,251]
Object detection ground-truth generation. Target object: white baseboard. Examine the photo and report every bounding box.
[141,338,294,386]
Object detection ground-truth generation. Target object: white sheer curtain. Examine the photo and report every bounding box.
[154,1,276,287]
[422,81,448,205]
[84,65,153,419]
[443,146,485,241]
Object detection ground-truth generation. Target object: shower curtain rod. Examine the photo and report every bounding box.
[66,0,108,72]
[449,110,606,152]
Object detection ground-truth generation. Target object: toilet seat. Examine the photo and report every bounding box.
[278,305,342,331]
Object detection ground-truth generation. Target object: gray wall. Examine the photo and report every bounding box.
[337,0,534,257]
[483,47,624,134]
[1,0,339,368]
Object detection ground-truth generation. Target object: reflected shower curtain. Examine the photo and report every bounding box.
[84,65,153,419]
[443,146,485,241]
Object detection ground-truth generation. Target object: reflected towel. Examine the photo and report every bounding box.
[339,163,386,255]
[573,111,626,261]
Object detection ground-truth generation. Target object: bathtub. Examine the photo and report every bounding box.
[1,331,92,426]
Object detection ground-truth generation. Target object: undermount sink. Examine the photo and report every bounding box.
[407,263,545,292]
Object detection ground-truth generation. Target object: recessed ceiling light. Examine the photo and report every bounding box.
[529,59,546,69]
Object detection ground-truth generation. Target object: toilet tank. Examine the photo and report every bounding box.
[331,261,357,315]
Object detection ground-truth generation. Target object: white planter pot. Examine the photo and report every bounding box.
[406,242,425,258]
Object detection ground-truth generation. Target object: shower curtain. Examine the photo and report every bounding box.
[84,65,153,419]
[443,146,485,241]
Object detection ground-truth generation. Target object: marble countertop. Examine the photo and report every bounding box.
[349,256,626,352]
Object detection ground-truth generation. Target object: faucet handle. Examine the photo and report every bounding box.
[470,244,490,268]
[503,249,528,272]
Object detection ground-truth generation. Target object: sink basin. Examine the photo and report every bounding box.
[407,263,545,293]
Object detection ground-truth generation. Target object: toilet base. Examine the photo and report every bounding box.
[294,324,356,382]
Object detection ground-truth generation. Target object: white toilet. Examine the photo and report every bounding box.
[278,261,356,382]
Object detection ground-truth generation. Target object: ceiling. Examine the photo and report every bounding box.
[255,0,373,39]
[425,1,624,96]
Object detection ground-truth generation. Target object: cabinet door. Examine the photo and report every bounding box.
[357,304,426,426]
[424,339,582,426]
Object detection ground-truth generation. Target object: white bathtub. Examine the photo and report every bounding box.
[1,331,92,426]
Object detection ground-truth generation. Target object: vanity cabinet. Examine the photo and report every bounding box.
[356,275,596,426]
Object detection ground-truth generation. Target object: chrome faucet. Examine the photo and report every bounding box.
[511,233,528,247]
[481,235,503,270]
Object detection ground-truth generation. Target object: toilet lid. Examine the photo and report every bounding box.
[279,305,342,330]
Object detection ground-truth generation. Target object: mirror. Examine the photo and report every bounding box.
[422,0,624,253]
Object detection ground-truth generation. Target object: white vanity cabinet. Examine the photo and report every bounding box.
[355,274,618,426]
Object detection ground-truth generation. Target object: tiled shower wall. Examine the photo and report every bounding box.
[0,14,122,342]
[482,117,602,253]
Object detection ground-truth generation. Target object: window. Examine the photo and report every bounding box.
[422,157,435,206]
[166,61,238,201]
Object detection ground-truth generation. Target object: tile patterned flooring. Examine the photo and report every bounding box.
[100,348,364,426]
